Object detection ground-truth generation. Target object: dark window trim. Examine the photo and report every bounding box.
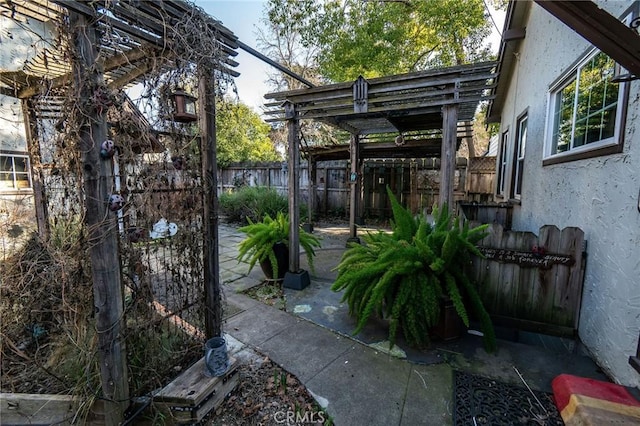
[496,127,510,197]
[510,109,528,199]
[542,143,624,166]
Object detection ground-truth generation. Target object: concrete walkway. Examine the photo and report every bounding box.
[216,222,607,425]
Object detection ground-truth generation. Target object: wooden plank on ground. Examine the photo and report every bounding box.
[154,357,238,407]
[0,393,78,425]
[171,372,240,424]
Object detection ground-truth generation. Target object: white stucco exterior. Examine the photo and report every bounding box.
[495,1,640,387]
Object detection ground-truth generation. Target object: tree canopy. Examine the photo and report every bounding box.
[265,0,494,83]
[215,99,281,166]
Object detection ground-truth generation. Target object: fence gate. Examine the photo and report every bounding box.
[471,223,586,337]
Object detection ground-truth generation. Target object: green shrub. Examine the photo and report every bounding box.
[219,186,308,224]
[331,187,496,351]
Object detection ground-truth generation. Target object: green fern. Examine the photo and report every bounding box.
[238,212,321,279]
[331,190,495,351]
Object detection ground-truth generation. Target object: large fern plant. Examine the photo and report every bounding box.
[331,187,496,351]
[237,212,321,279]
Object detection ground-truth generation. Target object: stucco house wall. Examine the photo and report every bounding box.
[495,1,640,387]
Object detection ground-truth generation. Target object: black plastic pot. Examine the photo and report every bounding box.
[259,242,289,280]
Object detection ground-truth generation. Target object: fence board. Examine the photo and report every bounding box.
[219,159,476,220]
[473,224,585,336]
[536,225,562,326]
[515,232,539,318]
[554,227,584,327]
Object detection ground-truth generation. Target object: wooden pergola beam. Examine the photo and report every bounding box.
[534,0,640,76]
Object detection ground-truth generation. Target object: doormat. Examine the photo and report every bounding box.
[453,370,564,425]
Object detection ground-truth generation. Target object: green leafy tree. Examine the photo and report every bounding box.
[300,0,493,82]
[215,98,281,167]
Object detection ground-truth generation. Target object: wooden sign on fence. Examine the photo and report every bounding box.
[471,223,586,337]
[478,247,574,269]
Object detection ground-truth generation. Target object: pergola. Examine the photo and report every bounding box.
[0,1,239,421]
[264,61,497,276]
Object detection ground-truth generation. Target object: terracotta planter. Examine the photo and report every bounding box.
[259,242,289,280]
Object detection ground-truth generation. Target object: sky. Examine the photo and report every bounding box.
[195,0,506,114]
[195,1,272,113]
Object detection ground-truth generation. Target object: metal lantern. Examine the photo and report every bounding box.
[169,89,198,123]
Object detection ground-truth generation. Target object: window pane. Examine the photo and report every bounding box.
[549,50,621,159]
[13,157,28,173]
[519,119,527,158]
[0,156,13,172]
[15,174,30,188]
[515,116,527,197]
[600,108,616,140]
[554,82,575,153]
[516,159,524,195]
[574,117,587,147]
[498,132,508,195]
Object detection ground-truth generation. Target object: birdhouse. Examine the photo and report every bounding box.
[169,89,198,123]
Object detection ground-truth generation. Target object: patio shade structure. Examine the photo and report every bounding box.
[264,61,497,272]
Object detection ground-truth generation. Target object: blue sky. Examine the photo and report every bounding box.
[195,0,271,113]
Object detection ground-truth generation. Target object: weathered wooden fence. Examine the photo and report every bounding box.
[471,223,586,337]
[220,158,477,220]
[466,156,496,203]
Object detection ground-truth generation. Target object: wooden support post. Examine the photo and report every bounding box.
[323,167,329,216]
[410,160,418,214]
[308,155,316,227]
[70,12,128,424]
[199,68,222,338]
[348,133,360,242]
[284,102,300,272]
[357,157,365,224]
[22,98,49,238]
[440,104,458,209]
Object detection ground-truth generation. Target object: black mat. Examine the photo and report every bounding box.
[453,371,564,425]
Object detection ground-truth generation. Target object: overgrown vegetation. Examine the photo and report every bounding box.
[331,187,496,351]
[220,185,308,224]
[0,220,202,408]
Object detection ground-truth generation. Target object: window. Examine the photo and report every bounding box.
[545,49,628,164]
[512,114,527,199]
[497,129,509,197]
[0,154,31,190]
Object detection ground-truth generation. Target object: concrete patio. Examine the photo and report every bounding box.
[217,221,609,425]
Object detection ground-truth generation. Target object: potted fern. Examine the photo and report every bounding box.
[237,212,321,281]
[331,187,496,351]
